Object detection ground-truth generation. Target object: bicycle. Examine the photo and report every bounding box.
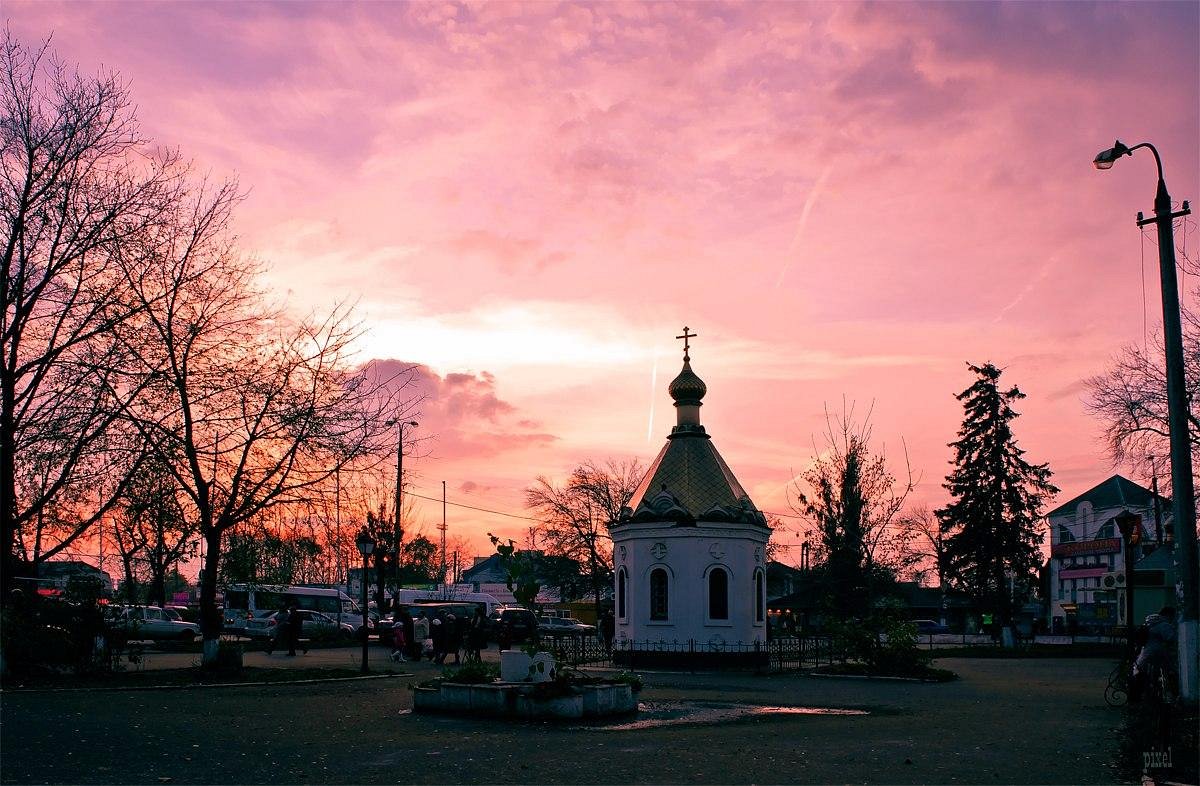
[1105,657,1132,707]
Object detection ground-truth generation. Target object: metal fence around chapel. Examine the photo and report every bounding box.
[540,634,844,674]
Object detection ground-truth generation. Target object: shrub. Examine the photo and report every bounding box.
[826,602,931,677]
[442,661,500,684]
[608,670,644,692]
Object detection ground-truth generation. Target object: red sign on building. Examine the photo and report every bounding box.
[1050,537,1121,558]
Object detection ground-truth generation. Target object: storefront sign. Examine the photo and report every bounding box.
[1059,567,1108,579]
[1051,538,1121,558]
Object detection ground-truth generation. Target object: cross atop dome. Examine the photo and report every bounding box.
[676,326,697,361]
[668,325,706,419]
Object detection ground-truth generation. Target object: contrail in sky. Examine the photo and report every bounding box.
[647,350,658,441]
[774,164,834,290]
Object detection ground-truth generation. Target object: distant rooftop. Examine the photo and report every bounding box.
[1045,474,1168,518]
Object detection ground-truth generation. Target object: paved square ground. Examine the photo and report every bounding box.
[0,657,1122,784]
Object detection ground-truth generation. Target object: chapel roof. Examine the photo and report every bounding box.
[617,330,766,528]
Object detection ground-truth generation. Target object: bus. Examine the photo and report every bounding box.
[222,584,366,637]
[393,589,501,615]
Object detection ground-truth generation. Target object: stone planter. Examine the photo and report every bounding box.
[468,684,510,715]
[514,692,583,719]
[413,681,636,720]
[580,683,635,716]
[439,683,472,711]
[412,686,441,712]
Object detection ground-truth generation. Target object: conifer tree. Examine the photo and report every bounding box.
[938,363,1058,628]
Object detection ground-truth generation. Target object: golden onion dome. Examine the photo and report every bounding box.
[668,358,707,405]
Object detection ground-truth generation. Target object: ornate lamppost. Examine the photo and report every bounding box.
[355,529,375,674]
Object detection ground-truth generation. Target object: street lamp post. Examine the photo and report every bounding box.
[393,420,417,604]
[1095,139,1198,703]
[355,529,375,674]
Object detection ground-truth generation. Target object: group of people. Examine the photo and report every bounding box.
[389,606,489,665]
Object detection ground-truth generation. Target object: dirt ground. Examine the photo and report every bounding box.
[0,657,1124,785]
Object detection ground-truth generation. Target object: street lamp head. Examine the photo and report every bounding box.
[355,529,376,557]
[1093,139,1131,170]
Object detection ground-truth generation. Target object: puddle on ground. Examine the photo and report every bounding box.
[577,701,867,731]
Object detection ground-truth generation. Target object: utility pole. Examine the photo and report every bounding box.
[1095,139,1197,703]
[388,420,416,607]
[1141,183,1197,704]
[334,468,341,585]
[440,480,447,593]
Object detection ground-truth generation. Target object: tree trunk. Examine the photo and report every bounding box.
[120,555,139,604]
[151,566,166,607]
[0,374,18,602]
[199,527,223,666]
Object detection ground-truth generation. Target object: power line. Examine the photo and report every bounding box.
[407,491,540,522]
[408,486,812,525]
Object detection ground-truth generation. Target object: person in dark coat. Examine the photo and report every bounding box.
[429,615,445,662]
[467,606,488,662]
[398,608,416,660]
[600,610,615,652]
[443,613,462,665]
[286,603,303,656]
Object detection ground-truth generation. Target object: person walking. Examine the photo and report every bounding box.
[601,610,615,653]
[389,617,407,662]
[286,603,303,657]
[398,607,416,660]
[266,604,288,655]
[444,613,462,665]
[430,615,445,663]
[467,606,488,662]
[413,612,431,659]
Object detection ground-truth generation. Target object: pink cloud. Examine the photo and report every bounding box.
[7,1,1197,558]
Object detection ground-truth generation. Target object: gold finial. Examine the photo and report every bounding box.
[676,326,697,360]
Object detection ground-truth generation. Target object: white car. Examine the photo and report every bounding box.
[245,609,353,641]
[537,616,597,638]
[109,605,201,642]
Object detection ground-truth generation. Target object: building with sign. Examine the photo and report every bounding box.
[1045,475,1170,633]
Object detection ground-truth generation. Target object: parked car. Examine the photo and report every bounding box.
[245,609,354,641]
[108,605,201,642]
[489,607,539,643]
[163,605,197,622]
[537,616,597,638]
[914,619,950,634]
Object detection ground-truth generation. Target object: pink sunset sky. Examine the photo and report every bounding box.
[9,1,1200,563]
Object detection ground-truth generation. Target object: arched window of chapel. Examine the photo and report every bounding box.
[617,568,627,620]
[754,569,764,623]
[649,568,669,621]
[708,567,729,620]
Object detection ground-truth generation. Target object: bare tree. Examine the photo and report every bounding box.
[112,454,197,605]
[897,505,947,585]
[788,404,913,618]
[1084,303,1200,482]
[117,190,412,663]
[525,458,642,615]
[1,33,187,593]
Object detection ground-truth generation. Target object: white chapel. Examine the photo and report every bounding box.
[611,328,771,651]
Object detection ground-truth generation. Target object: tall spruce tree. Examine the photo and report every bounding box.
[938,363,1058,628]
